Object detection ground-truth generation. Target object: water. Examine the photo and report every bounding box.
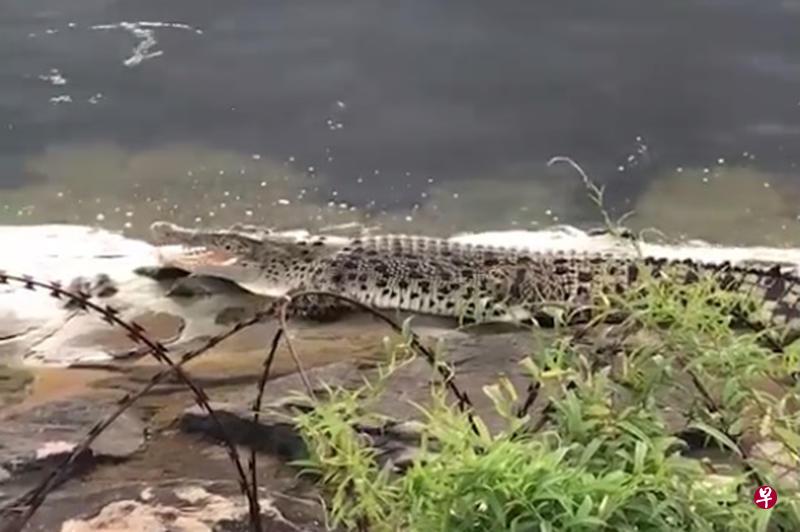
[2,0,800,243]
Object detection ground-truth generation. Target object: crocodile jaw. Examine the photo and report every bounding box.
[158,245,237,267]
[157,245,255,280]
[156,245,297,297]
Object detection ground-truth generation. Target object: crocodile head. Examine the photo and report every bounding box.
[150,221,345,296]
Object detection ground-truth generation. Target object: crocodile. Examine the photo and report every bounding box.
[149,221,800,334]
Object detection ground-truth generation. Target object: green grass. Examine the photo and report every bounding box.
[290,268,800,531]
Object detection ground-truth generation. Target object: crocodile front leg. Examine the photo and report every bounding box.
[282,291,358,322]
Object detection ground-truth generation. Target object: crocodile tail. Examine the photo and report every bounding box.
[646,258,800,337]
[723,264,800,335]
[688,263,800,336]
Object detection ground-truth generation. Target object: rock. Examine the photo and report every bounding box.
[133,265,190,281]
[166,275,252,298]
[0,223,272,365]
[0,395,326,531]
[0,397,145,491]
[174,324,741,474]
[0,365,33,408]
[749,440,800,491]
[0,313,35,342]
[177,329,554,469]
[22,311,186,365]
[63,274,119,309]
[58,486,300,532]
[180,408,307,462]
[12,480,329,532]
[214,306,256,325]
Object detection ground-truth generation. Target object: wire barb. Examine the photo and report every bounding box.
[0,272,266,532]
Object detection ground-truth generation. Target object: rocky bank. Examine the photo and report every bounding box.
[2,223,800,531]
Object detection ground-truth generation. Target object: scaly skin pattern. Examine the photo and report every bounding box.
[150,221,800,331]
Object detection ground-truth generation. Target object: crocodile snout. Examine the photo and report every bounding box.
[150,221,185,244]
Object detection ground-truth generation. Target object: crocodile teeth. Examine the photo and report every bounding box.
[157,246,238,268]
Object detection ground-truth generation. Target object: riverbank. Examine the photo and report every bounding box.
[1,223,799,530]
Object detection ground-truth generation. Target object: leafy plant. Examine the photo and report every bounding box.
[291,263,800,531]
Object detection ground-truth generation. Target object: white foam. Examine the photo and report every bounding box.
[0,224,262,366]
[0,224,162,334]
[450,227,800,274]
[90,21,201,67]
[0,224,159,279]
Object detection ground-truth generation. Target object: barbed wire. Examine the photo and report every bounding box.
[0,271,263,532]
[0,274,477,532]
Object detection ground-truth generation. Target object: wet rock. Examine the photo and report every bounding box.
[0,314,35,342]
[6,222,800,529]
[166,275,252,298]
[59,486,297,532]
[2,425,331,532]
[0,397,145,496]
[81,311,183,352]
[175,324,738,475]
[180,408,307,462]
[133,265,190,281]
[178,330,551,467]
[14,480,329,532]
[23,311,185,365]
[63,274,119,309]
[0,314,38,362]
[0,365,33,408]
[214,305,258,325]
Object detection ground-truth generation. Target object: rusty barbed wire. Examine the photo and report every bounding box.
[0,273,480,532]
[0,271,264,532]
[245,290,478,504]
[296,291,473,409]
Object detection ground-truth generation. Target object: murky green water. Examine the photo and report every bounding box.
[2,0,800,244]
